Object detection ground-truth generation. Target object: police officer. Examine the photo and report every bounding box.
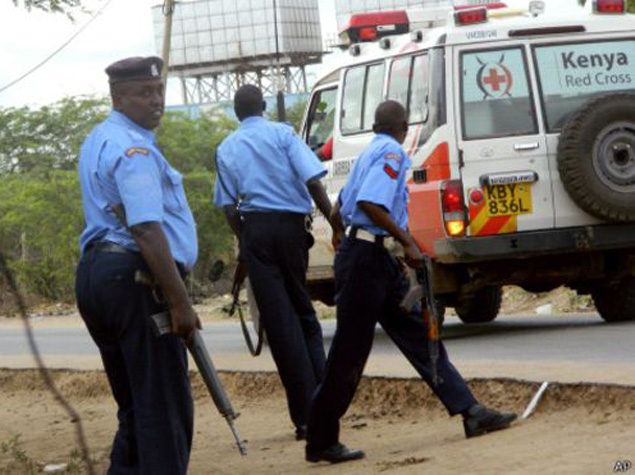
[75,56,199,474]
[214,85,339,440]
[305,101,516,464]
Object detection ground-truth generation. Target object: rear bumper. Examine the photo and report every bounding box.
[434,224,635,264]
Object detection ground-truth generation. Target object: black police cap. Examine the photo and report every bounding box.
[105,56,164,85]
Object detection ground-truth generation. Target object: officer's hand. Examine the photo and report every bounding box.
[404,242,424,269]
[331,228,344,251]
[171,302,202,346]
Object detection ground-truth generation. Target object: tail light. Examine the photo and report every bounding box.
[441,180,467,237]
[593,0,625,13]
[454,7,488,26]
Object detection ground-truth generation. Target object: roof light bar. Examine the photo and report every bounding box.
[339,10,409,45]
[454,7,488,26]
[593,0,625,13]
[454,2,507,10]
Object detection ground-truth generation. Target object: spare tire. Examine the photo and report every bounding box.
[557,93,635,222]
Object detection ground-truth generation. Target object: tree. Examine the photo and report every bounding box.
[11,0,84,18]
[0,98,238,302]
[156,110,237,174]
[266,100,308,132]
[0,96,109,174]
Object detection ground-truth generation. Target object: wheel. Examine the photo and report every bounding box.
[591,278,635,322]
[557,93,635,222]
[455,286,502,324]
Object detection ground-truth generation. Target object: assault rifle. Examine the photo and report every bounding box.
[399,256,442,387]
[150,311,247,455]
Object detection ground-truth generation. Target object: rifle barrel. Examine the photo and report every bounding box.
[190,331,247,455]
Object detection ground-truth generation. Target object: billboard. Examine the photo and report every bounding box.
[152,0,323,69]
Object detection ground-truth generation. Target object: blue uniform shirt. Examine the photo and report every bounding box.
[339,133,411,236]
[78,110,198,269]
[213,116,326,214]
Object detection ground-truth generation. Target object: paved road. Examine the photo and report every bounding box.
[1,313,634,385]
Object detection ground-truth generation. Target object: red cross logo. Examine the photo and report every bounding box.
[476,59,513,99]
[483,68,507,91]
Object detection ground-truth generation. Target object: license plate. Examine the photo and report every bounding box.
[484,183,532,217]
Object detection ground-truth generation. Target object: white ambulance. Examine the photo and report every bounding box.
[301,0,635,323]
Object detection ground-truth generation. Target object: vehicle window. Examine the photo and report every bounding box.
[387,56,411,110]
[341,66,366,134]
[410,55,429,123]
[306,87,337,149]
[363,63,386,132]
[534,40,635,132]
[388,54,429,124]
[461,47,537,140]
[341,63,386,135]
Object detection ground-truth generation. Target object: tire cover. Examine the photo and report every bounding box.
[557,93,635,222]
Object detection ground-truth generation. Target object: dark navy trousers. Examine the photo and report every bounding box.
[241,212,326,430]
[75,248,193,475]
[306,237,477,451]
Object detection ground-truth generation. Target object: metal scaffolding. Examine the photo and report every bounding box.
[175,63,311,105]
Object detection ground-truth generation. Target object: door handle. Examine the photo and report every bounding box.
[514,142,539,151]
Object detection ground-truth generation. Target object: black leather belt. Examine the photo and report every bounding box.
[90,241,135,254]
[347,226,392,247]
[87,241,188,278]
[242,212,312,231]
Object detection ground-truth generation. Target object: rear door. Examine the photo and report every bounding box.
[532,36,635,227]
[455,43,554,237]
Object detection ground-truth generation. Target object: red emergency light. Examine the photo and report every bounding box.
[593,0,625,13]
[454,7,488,26]
[339,10,410,44]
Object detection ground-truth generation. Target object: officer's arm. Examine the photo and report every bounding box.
[307,178,345,242]
[131,222,201,342]
[307,178,332,222]
[329,200,345,250]
[358,201,423,269]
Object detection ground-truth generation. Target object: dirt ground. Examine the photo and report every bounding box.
[0,369,634,474]
[0,286,626,474]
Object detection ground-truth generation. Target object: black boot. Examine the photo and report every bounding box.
[463,404,517,438]
[295,425,307,441]
[306,443,365,464]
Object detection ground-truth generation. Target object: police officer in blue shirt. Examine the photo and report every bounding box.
[214,85,340,441]
[75,56,199,475]
[305,101,516,464]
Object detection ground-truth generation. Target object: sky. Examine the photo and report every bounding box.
[0,0,584,109]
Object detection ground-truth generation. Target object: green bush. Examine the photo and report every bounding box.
[0,171,234,302]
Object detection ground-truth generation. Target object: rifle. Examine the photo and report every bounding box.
[150,311,247,456]
[229,260,264,357]
[399,256,442,387]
